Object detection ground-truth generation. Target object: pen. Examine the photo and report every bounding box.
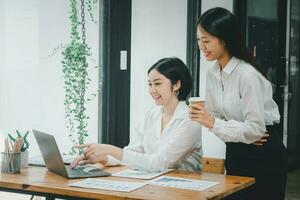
[9,140,14,153]
[83,150,87,158]
[4,138,9,153]
[14,137,23,153]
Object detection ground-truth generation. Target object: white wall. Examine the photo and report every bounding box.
[0,0,4,153]
[0,0,99,156]
[130,0,187,140]
[201,0,233,14]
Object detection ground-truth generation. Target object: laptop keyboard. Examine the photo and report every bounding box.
[66,166,89,176]
[65,165,111,178]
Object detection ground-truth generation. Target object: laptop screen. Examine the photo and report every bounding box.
[32,129,68,177]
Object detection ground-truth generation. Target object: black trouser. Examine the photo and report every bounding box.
[224,125,288,200]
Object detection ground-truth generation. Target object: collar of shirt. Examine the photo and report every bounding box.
[153,101,188,137]
[212,56,240,80]
[172,101,188,120]
[153,101,188,121]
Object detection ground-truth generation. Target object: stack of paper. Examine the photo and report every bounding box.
[148,176,219,191]
[69,178,147,192]
[70,170,219,193]
[112,169,173,180]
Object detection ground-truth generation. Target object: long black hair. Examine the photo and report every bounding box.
[148,57,192,101]
[197,7,267,78]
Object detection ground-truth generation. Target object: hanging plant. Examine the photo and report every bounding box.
[61,0,97,154]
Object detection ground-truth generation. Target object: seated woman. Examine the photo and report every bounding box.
[71,57,202,172]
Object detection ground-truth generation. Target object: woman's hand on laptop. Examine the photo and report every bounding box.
[70,154,87,168]
[70,143,123,169]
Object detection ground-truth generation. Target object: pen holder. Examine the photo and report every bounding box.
[21,150,29,168]
[1,152,21,174]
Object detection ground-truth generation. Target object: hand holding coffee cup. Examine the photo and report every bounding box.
[188,97,214,128]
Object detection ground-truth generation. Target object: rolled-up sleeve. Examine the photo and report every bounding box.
[121,120,202,172]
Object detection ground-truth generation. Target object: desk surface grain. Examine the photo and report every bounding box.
[0,166,255,200]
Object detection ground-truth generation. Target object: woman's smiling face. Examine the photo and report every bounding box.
[197,26,228,62]
[148,69,178,106]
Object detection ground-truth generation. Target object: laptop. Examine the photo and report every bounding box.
[32,129,111,179]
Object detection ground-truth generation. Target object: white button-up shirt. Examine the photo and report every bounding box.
[113,101,202,172]
[206,57,280,144]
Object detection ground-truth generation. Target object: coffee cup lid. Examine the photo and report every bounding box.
[188,97,205,103]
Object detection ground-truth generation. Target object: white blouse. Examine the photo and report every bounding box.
[206,57,280,144]
[108,101,202,172]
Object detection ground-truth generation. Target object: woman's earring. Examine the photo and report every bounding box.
[222,41,226,46]
[175,90,179,97]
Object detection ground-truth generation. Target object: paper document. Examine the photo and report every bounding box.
[69,178,147,192]
[112,169,173,180]
[148,176,219,191]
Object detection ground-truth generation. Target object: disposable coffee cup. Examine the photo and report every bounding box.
[188,97,205,107]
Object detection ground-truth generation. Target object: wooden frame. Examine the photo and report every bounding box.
[99,0,132,147]
[186,0,201,96]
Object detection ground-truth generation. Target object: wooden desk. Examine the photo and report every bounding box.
[0,166,254,200]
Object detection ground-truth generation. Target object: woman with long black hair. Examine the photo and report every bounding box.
[189,7,287,200]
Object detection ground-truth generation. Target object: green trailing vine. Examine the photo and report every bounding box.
[85,0,98,22]
[62,0,97,154]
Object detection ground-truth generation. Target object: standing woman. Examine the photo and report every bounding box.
[189,7,287,200]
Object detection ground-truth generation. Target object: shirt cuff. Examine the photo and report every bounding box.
[121,149,135,166]
[106,155,121,166]
[210,117,225,133]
